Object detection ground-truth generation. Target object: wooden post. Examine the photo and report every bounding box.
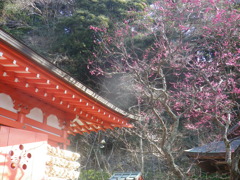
[14,101,30,126]
[17,112,25,124]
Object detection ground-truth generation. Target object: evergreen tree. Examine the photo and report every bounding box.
[0,0,152,87]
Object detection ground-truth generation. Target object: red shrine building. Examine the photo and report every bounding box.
[0,29,133,179]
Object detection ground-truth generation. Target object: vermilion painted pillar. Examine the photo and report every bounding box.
[63,130,68,150]
[14,101,30,127]
[17,112,25,124]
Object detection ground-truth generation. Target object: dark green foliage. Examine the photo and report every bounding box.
[0,0,153,86]
[79,169,110,180]
[191,173,229,180]
[51,0,149,83]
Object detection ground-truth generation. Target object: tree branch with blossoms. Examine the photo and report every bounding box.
[89,0,240,179]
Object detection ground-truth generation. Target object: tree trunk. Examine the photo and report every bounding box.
[230,145,240,180]
[140,135,144,173]
[162,147,186,180]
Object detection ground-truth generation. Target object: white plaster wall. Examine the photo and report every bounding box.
[0,93,17,113]
[47,114,61,129]
[26,107,43,123]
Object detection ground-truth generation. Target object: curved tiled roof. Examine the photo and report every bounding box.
[0,29,140,134]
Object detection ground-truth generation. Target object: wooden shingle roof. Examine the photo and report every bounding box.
[185,138,240,159]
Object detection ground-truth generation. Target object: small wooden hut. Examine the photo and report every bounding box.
[185,123,240,173]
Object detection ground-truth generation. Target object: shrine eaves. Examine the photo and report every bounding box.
[0,29,134,138]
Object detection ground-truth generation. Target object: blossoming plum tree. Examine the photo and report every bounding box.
[89,0,239,179]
